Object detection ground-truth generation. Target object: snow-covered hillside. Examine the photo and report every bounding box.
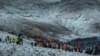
[0,31,91,56]
[0,0,100,38]
[0,0,100,40]
[0,0,100,56]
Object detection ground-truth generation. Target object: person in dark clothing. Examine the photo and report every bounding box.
[5,36,11,43]
[67,45,74,52]
[31,42,34,46]
[19,36,23,45]
[0,38,2,42]
[18,34,23,45]
[43,38,47,47]
[18,33,22,38]
[85,47,90,54]
[74,45,77,52]
[34,42,37,46]
[85,46,93,54]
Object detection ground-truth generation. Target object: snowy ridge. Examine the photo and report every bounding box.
[0,0,100,38]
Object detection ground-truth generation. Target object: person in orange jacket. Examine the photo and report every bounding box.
[62,42,68,51]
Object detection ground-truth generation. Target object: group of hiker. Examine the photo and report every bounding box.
[33,35,98,55]
[0,33,98,55]
[34,36,68,50]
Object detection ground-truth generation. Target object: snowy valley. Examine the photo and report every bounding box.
[0,0,100,56]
